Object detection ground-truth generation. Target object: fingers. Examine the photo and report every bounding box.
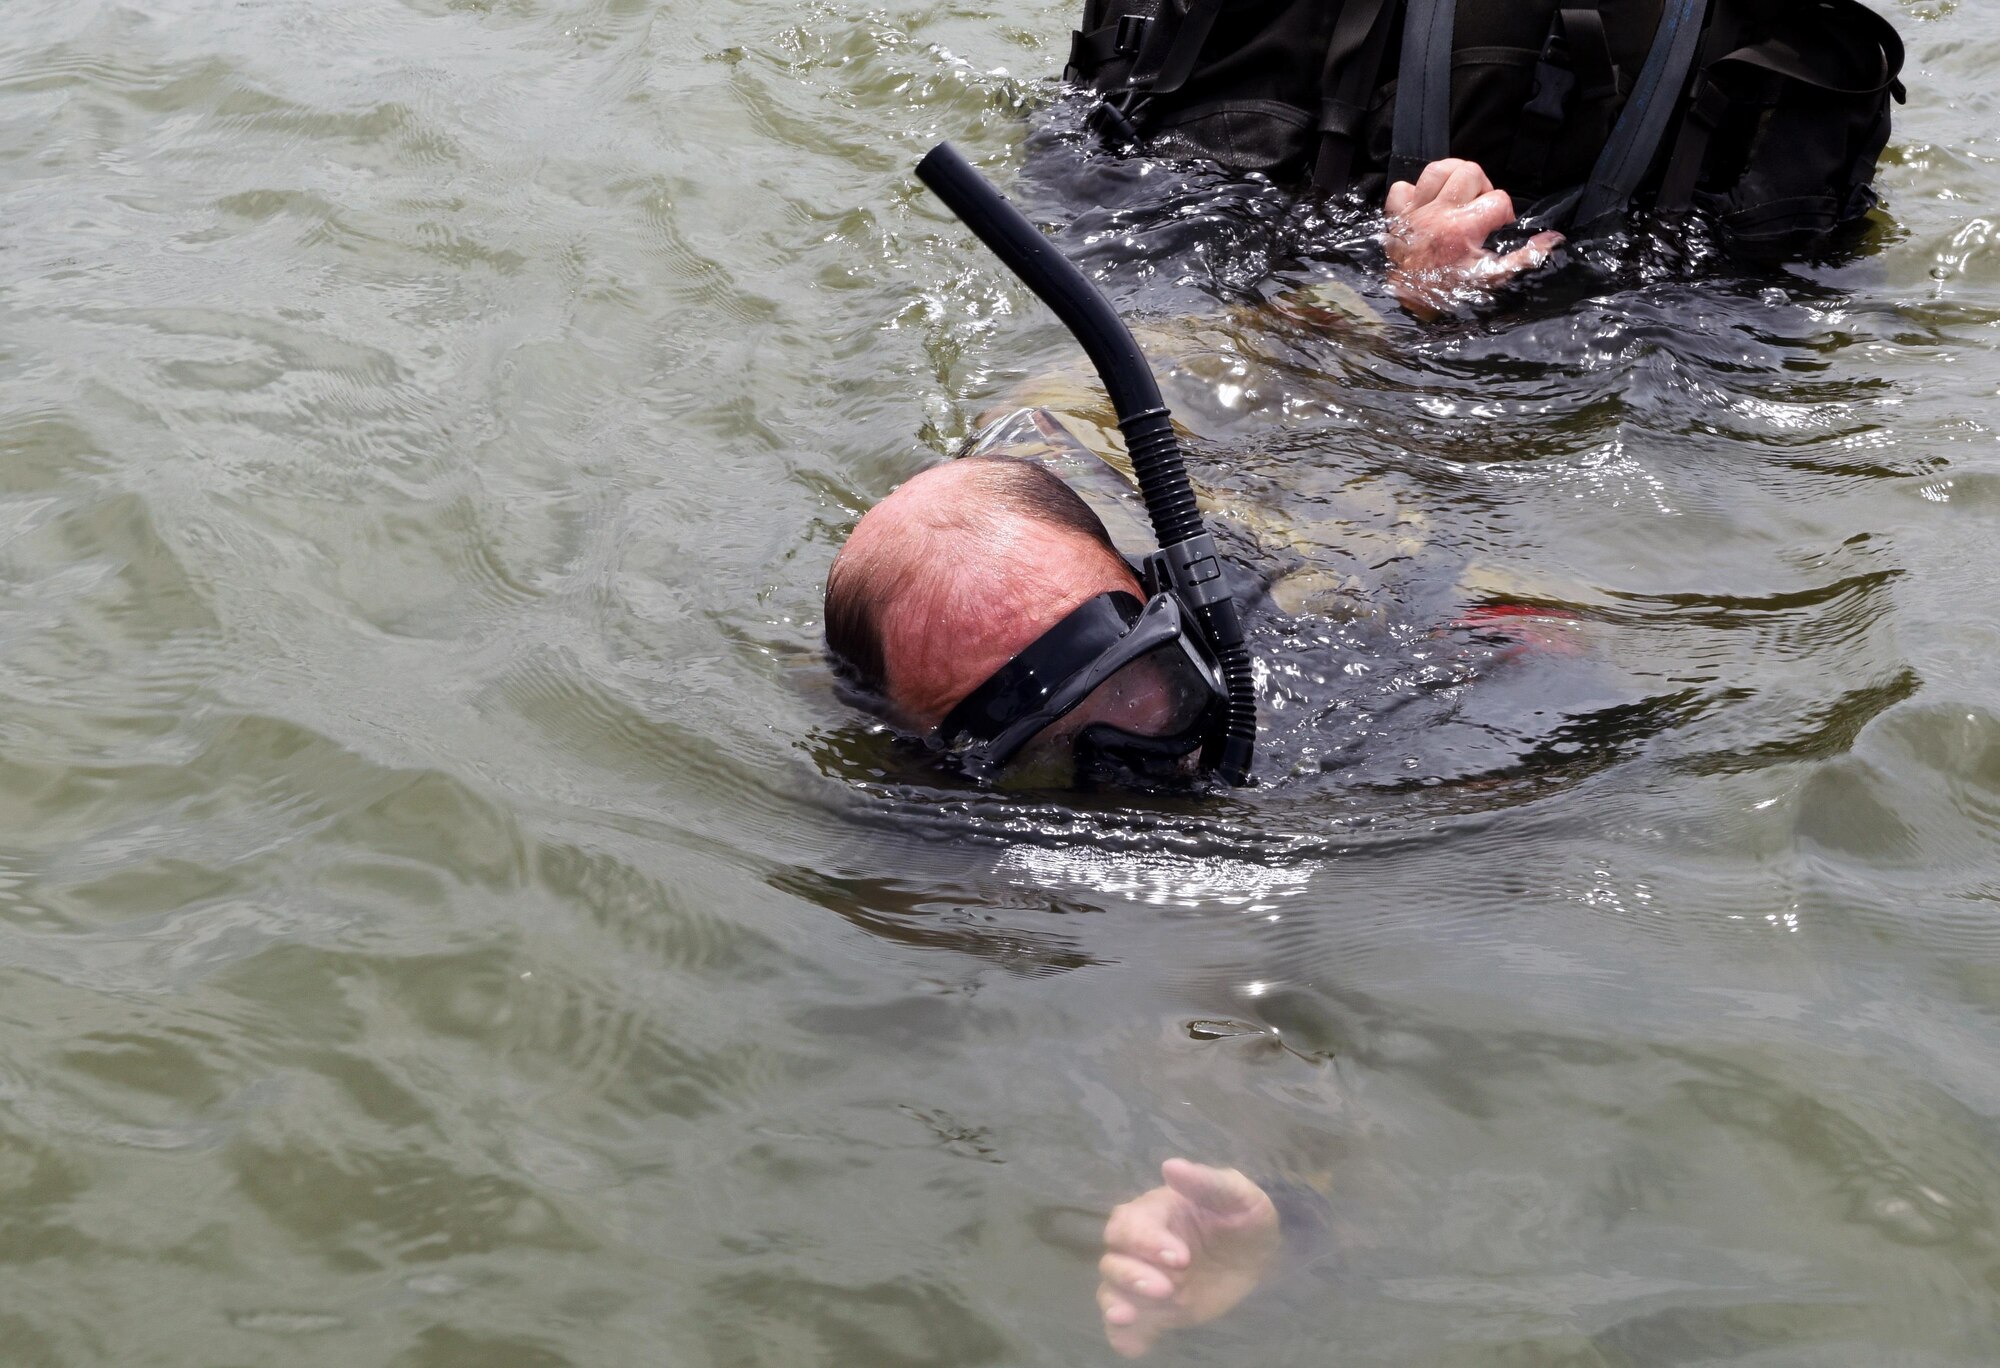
[1096,1281,1140,1330]
[1410,157,1463,207]
[1096,1281,1163,1359]
[1098,1164,1282,1359]
[1385,179,1416,218]
[1098,1251,1178,1302]
[1102,1309,1159,1357]
[1489,229,1565,280]
[1162,1158,1268,1219]
[1104,1193,1192,1271]
[1463,186,1517,237]
[1438,158,1492,208]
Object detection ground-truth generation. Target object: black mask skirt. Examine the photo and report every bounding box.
[933,590,1229,786]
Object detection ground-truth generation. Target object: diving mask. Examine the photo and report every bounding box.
[934,589,1229,786]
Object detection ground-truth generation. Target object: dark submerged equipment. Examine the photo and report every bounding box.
[1065,0,1904,254]
[915,141,1257,785]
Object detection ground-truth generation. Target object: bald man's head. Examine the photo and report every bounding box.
[826,457,1144,730]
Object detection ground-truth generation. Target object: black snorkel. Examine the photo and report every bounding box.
[915,141,1257,786]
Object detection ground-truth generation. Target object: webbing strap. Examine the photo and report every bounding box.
[1390,0,1455,186]
[1067,21,1129,79]
[1311,0,1397,191]
[1572,0,1710,229]
[1654,8,1904,214]
[1137,0,1228,98]
[1506,5,1608,196]
[1702,24,1904,98]
[1652,75,1734,213]
[1562,6,1617,97]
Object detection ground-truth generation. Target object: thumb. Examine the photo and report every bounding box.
[1493,230,1566,278]
[1161,1159,1266,1218]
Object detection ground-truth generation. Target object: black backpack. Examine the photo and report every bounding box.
[1063,0,1904,253]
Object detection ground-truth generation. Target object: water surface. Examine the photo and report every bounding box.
[2,1,1999,1364]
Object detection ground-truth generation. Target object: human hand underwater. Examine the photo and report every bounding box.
[1385,158,1564,319]
[1096,1159,1281,1358]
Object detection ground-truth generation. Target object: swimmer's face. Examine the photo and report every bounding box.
[828,459,1191,780]
[871,520,1159,731]
[993,649,1192,787]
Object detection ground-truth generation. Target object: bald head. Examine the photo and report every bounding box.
[826,457,1144,730]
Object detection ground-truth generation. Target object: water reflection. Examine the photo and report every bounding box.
[0,0,1997,1364]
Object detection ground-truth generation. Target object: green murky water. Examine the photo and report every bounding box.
[3,1,1999,1363]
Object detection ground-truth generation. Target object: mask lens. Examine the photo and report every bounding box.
[998,641,1214,783]
[935,590,1228,786]
[1070,643,1213,739]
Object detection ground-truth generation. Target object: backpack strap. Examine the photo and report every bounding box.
[1066,9,1156,83]
[1506,5,1618,196]
[1571,0,1710,229]
[1311,0,1399,192]
[1390,0,1456,186]
[1080,0,1222,144]
[1561,6,1618,99]
[1654,5,1906,214]
[1650,65,1741,215]
[1136,0,1229,99]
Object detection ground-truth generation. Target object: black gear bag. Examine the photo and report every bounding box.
[1064,0,1903,252]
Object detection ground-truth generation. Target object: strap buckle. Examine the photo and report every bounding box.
[1065,12,1151,79]
[1525,33,1577,123]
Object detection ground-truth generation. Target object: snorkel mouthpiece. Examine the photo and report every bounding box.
[914,141,1257,785]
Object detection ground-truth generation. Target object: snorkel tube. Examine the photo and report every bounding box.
[915,142,1256,785]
